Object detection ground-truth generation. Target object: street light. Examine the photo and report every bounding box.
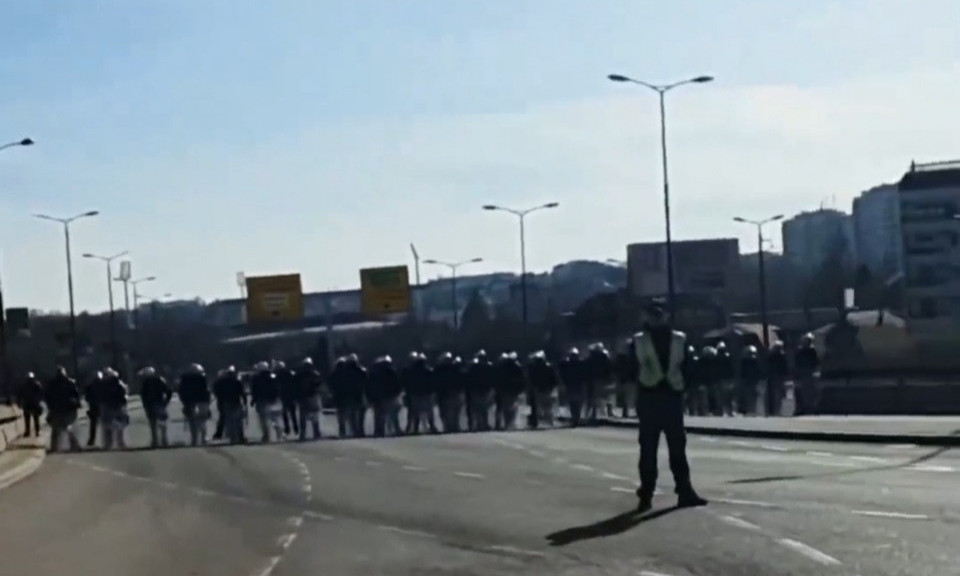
[0,138,34,152]
[482,202,559,346]
[733,214,783,351]
[83,251,129,369]
[422,257,483,331]
[0,137,35,401]
[34,210,100,375]
[608,72,714,319]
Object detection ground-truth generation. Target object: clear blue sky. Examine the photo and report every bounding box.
[1,0,958,312]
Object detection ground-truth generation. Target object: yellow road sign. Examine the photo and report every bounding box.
[245,273,304,323]
[360,265,411,315]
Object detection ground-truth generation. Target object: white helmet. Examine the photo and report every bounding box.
[138,366,156,378]
[253,361,270,371]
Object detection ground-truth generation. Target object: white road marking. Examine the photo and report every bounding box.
[850,455,889,464]
[777,538,842,565]
[453,471,485,479]
[553,457,568,464]
[700,437,719,442]
[488,545,546,558]
[570,463,595,472]
[375,524,436,538]
[730,440,755,447]
[254,555,282,576]
[110,470,129,478]
[302,510,335,521]
[89,464,109,472]
[760,444,789,452]
[527,450,546,458]
[852,510,929,520]
[639,571,676,576]
[160,481,178,490]
[333,456,345,462]
[601,472,630,481]
[402,465,427,472]
[192,488,216,497]
[908,464,955,473]
[610,486,635,494]
[718,514,761,531]
[364,460,383,467]
[714,497,778,508]
[277,533,297,549]
[807,451,833,457]
[286,516,304,527]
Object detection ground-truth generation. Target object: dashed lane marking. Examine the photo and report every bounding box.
[717,514,762,531]
[850,455,889,464]
[254,556,282,576]
[375,524,436,539]
[610,486,635,494]
[303,510,335,521]
[527,450,546,458]
[570,463,595,472]
[286,516,304,528]
[364,460,383,467]
[639,571,677,576]
[453,471,485,479]
[601,472,630,481]
[402,465,428,472]
[908,464,955,473]
[777,538,842,566]
[276,533,297,550]
[759,444,789,452]
[487,545,547,558]
[807,451,833,457]
[714,497,778,508]
[852,510,929,520]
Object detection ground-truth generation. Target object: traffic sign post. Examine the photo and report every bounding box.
[360,265,412,315]
[245,273,305,323]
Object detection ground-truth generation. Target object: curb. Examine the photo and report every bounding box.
[587,417,960,446]
[0,448,46,492]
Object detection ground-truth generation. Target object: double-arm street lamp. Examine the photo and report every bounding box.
[732,214,784,352]
[422,257,484,331]
[482,202,559,346]
[34,210,100,375]
[608,73,714,318]
[83,251,129,369]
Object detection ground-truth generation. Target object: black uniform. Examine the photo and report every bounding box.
[630,305,706,512]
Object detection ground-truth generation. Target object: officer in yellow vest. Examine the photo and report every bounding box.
[631,301,707,512]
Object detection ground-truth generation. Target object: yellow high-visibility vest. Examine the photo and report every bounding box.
[633,330,686,391]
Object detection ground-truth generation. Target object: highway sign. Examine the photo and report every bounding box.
[245,273,304,323]
[360,265,411,315]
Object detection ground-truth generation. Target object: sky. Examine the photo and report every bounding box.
[1,0,959,313]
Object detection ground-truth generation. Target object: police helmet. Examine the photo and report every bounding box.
[301,357,314,366]
[254,361,270,371]
[716,341,727,350]
[104,367,119,378]
[744,345,758,356]
[801,333,814,345]
[138,366,156,378]
[347,353,360,363]
[453,355,462,364]
[567,347,580,357]
[701,346,717,357]
[26,371,35,380]
[276,361,286,369]
[437,351,453,364]
[377,355,393,364]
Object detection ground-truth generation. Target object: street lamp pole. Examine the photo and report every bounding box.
[422,257,483,331]
[608,73,714,319]
[482,202,559,347]
[34,210,100,376]
[0,137,33,401]
[83,251,129,369]
[129,276,157,365]
[733,215,784,352]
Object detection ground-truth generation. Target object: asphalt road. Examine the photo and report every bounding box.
[0,404,958,576]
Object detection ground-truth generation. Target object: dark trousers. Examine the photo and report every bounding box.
[86,410,100,446]
[637,390,692,499]
[24,411,41,437]
[282,401,299,435]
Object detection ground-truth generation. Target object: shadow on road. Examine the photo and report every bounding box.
[727,439,957,485]
[545,506,680,547]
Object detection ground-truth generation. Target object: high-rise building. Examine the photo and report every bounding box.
[781,208,854,277]
[852,184,902,276]
[898,160,960,332]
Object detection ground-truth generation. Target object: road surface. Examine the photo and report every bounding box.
[0,404,957,576]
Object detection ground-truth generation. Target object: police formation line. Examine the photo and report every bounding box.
[19,328,820,450]
[15,302,817,510]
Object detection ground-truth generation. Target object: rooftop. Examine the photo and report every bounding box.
[899,160,960,192]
